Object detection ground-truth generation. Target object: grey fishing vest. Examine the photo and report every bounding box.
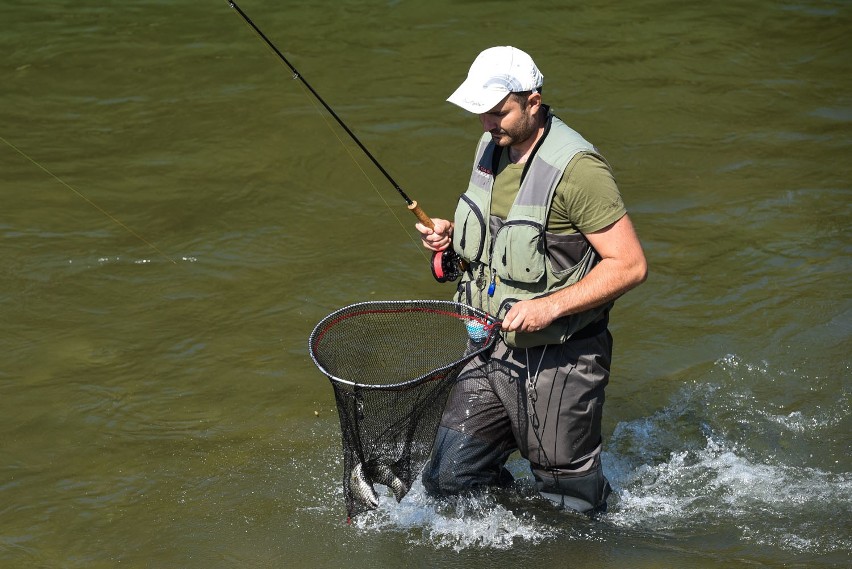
[452,112,610,348]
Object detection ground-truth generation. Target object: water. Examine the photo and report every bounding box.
[1,0,849,567]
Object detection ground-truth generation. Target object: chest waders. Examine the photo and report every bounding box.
[425,111,615,514]
[451,111,611,348]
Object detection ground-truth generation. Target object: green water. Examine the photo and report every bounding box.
[1,0,849,567]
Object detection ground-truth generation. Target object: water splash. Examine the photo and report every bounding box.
[311,353,850,555]
[604,354,852,555]
[350,478,559,551]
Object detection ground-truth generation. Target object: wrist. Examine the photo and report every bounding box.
[545,291,568,319]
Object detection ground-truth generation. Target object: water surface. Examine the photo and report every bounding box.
[1,0,849,567]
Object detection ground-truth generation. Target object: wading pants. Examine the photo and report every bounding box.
[421,329,613,513]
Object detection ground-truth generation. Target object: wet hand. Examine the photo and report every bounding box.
[415,218,453,252]
[501,298,558,333]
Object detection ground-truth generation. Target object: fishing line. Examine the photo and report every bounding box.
[293,81,419,251]
[226,0,443,263]
[0,134,177,264]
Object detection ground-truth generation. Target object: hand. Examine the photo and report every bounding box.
[415,218,453,252]
[501,297,558,333]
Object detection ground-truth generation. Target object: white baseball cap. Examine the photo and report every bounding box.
[447,46,544,114]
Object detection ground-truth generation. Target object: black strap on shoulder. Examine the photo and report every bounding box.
[520,106,553,183]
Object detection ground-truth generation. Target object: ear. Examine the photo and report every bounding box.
[527,91,542,113]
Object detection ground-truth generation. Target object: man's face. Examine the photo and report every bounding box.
[478,92,541,148]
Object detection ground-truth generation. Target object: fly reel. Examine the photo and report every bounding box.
[431,249,464,283]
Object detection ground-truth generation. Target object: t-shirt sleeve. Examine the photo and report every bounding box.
[550,153,627,234]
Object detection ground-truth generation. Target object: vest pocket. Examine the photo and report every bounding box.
[453,195,486,262]
[545,231,595,276]
[492,221,546,283]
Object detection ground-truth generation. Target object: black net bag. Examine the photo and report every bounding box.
[309,300,500,520]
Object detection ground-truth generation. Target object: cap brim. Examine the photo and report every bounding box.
[446,79,510,114]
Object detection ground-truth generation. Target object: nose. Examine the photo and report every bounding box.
[479,114,498,133]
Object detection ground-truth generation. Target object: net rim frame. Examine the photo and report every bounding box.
[308,299,498,391]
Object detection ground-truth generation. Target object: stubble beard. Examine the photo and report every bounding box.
[491,110,539,149]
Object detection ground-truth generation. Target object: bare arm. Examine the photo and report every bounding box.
[501,213,647,333]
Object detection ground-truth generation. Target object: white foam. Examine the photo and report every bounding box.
[761,408,847,433]
[351,479,557,551]
[604,359,852,554]
[330,353,851,554]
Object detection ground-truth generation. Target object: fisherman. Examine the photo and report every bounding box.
[416,46,647,514]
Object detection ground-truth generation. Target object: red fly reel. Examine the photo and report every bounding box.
[431,250,463,283]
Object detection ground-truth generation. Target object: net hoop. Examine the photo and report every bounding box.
[308,300,498,391]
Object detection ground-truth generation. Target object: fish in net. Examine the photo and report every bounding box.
[308,300,500,520]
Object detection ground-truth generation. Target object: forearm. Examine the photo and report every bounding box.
[545,255,647,318]
[500,214,647,333]
[501,255,646,333]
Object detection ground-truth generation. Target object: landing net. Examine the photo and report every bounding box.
[309,300,499,520]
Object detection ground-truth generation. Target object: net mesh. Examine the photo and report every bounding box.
[309,300,499,519]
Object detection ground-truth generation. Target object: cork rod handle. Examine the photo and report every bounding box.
[407,200,434,230]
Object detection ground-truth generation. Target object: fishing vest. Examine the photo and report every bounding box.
[452,112,611,348]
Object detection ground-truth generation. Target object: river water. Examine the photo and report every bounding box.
[1,0,849,567]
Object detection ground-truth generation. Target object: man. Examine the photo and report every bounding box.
[415,46,647,514]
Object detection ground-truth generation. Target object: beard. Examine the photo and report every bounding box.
[489,110,540,148]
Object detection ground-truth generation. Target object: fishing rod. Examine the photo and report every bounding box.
[226,0,463,282]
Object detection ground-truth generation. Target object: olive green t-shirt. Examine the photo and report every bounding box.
[490,151,626,235]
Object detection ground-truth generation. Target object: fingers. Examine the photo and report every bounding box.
[500,299,555,333]
[416,218,453,252]
[416,218,451,235]
[501,307,524,332]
